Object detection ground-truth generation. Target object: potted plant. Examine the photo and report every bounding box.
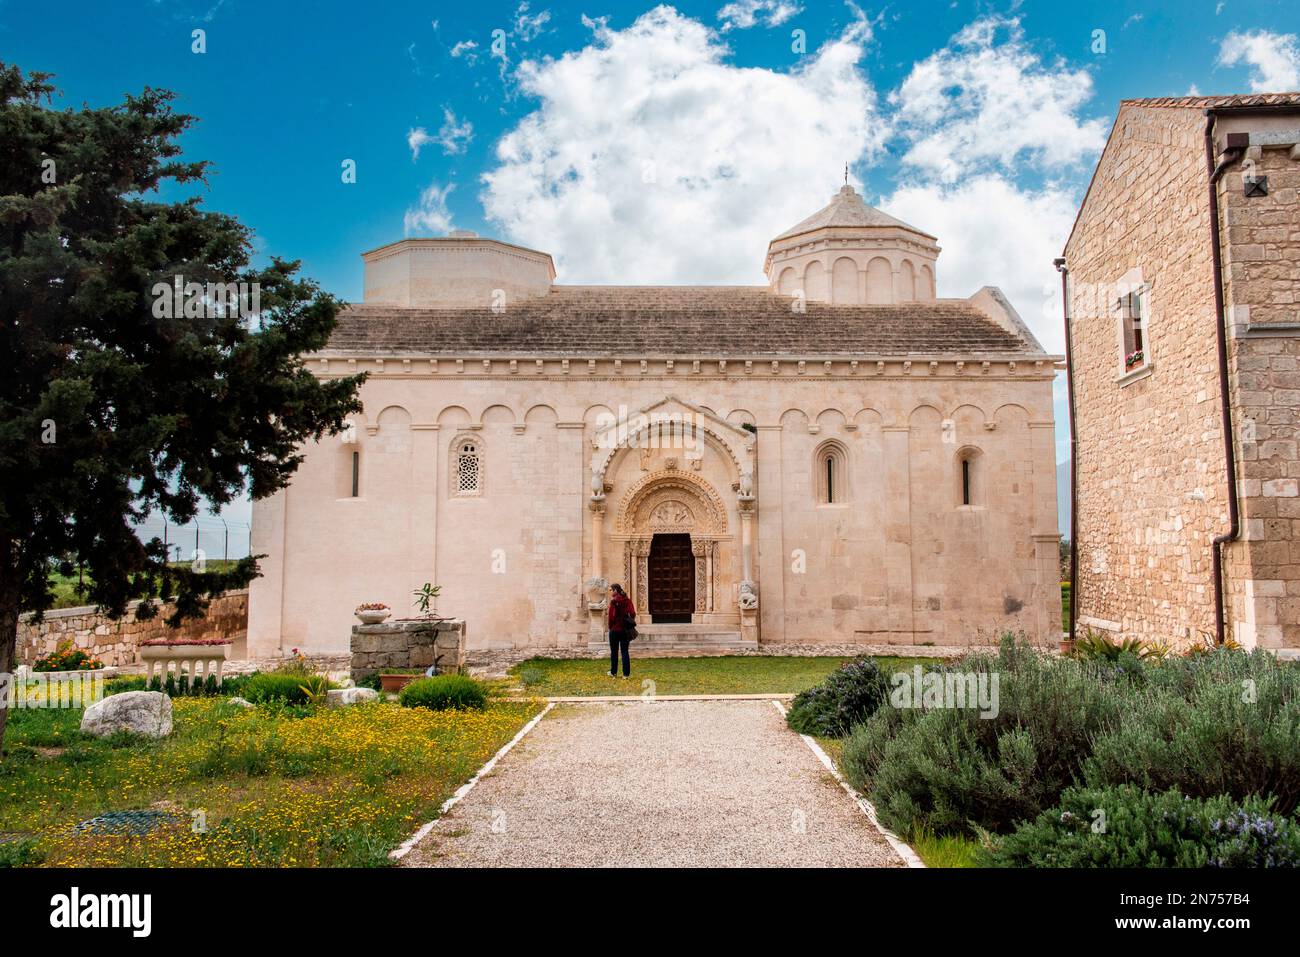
[412,582,441,618]
[1125,349,1144,370]
[378,667,431,693]
[354,602,390,625]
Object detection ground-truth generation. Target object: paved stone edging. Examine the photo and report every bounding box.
[389,701,555,862]
[773,700,925,868]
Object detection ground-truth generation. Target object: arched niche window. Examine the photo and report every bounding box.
[452,436,483,497]
[814,440,849,505]
[956,446,983,507]
[337,422,361,498]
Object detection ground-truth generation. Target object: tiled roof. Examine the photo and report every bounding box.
[324,286,1041,357]
[771,185,931,242]
[1121,93,1300,109]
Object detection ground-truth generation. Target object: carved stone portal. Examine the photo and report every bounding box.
[617,472,729,618]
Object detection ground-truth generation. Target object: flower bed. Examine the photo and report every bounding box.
[0,695,544,867]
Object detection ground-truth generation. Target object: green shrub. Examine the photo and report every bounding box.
[842,637,1127,838]
[786,658,890,736]
[241,672,322,705]
[1085,651,1300,815]
[1072,631,1169,662]
[518,665,547,689]
[399,674,487,711]
[32,640,104,672]
[0,837,45,868]
[983,785,1300,868]
[104,675,147,695]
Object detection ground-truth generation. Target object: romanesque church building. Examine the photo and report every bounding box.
[248,185,1062,656]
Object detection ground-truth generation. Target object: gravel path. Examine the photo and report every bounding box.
[402,699,905,868]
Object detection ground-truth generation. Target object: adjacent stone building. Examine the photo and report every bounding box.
[1063,93,1300,652]
[248,185,1062,657]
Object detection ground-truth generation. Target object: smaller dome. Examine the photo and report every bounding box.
[772,184,930,242]
[765,184,941,306]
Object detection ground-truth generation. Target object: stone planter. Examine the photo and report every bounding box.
[350,618,467,683]
[355,609,391,625]
[140,641,233,685]
[379,673,422,693]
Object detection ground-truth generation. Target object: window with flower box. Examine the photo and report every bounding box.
[1118,287,1149,373]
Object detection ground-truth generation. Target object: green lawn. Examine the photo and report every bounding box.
[1060,580,1071,632]
[0,685,541,867]
[509,655,935,697]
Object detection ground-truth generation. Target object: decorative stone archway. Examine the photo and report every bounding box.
[584,397,758,640]
[615,470,728,617]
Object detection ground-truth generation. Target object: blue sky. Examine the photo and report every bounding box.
[5,0,1299,546]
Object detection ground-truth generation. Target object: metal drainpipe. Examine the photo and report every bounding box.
[1053,257,1079,643]
[1204,111,1245,645]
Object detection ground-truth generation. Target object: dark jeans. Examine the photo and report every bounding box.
[609,631,631,677]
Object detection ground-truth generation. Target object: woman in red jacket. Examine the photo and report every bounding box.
[607,583,636,679]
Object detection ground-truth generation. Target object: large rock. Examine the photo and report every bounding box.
[80,691,173,739]
[326,687,379,708]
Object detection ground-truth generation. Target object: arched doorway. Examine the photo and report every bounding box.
[613,469,731,623]
[648,533,694,623]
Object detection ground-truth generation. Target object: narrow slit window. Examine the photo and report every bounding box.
[351,451,359,497]
[957,448,982,507]
[1119,290,1147,370]
[814,441,849,505]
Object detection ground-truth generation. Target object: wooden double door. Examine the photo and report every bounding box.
[648,533,694,624]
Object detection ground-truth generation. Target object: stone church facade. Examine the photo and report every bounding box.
[248,186,1062,657]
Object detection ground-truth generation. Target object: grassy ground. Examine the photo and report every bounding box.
[0,687,541,867]
[508,655,934,697]
[1061,580,1071,632]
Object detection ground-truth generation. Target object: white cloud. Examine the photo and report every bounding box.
[891,16,1108,182]
[407,127,434,160]
[1217,29,1300,93]
[514,2,552,42]
[407,110,474,159]
[450,39,479,63]
[882,176,1077,353]
[716,0,802,32]
[437,108,474,154]
[480,5,883,284]
[404,182,456,236]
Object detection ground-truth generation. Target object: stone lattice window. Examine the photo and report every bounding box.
[814,440,849,505]
[453,438,482,496]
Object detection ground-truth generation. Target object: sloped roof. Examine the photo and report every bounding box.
[770,185,933,242]
[1119,92,1300,110]
[324,286,1042,357]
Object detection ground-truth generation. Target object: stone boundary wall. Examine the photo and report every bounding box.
[349,618,467,679]
[17,591,249,668]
